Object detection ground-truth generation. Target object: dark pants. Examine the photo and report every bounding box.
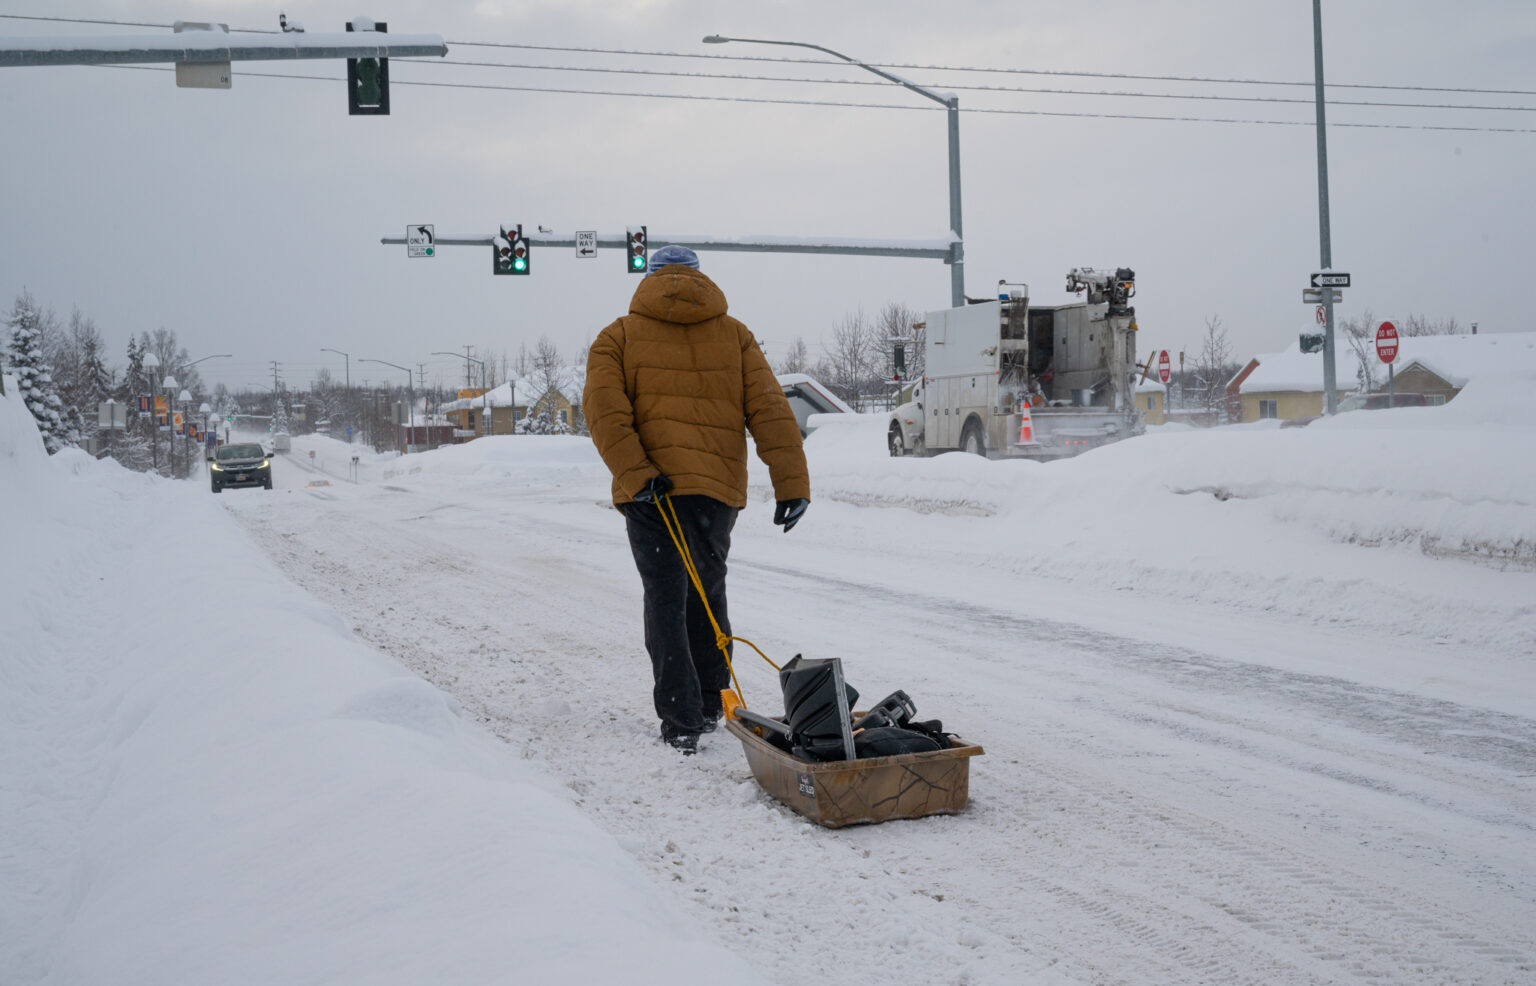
[621,495,738,738]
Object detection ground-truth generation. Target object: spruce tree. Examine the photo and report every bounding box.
[4,291,74,454]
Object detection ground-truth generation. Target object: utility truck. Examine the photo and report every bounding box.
[887,268,1144,460]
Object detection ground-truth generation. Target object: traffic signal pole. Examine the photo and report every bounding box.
[381,231,955,262]
[0,28,446,67]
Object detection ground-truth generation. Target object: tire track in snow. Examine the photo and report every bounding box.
[226,481,1536,985]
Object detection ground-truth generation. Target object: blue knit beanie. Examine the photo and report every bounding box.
[647,244,700,275]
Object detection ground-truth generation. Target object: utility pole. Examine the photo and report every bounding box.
[1313,0,1339,415]
[417,363,429,448]
[462,345,475,388]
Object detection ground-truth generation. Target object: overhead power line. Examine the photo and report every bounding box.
[4,11,1532,99]
[96,65,1536,134]
[445,39,1536,99]
[412,57,1536,114]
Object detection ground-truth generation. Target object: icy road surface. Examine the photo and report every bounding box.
[223,428,1536,986]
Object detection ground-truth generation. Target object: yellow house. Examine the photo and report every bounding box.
[437,370,586,436]
[446,388,488,438]
[1134,382,1167,425]
[1228,346,1344,423]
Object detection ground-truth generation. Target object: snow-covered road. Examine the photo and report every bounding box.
[223,426,1536,986]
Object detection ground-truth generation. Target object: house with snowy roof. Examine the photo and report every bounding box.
[438,365,587,438]
[1226,330,1536,424]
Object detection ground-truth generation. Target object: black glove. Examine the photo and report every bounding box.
[632,473,674,504]
[773,498,808,533]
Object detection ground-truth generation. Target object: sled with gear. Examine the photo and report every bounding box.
[655,492,983,825]
[724,656,983,828]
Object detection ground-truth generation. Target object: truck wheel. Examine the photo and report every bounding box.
[961,420,986,456]
[888,424,905,457]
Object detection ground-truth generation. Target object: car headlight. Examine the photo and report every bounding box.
[260,459,270,468]
[210,462,223,471]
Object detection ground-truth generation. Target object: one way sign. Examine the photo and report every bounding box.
[1310,271,1350,288]
[575,230,597,258]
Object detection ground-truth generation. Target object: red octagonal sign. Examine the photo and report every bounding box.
[1157,350,1172,383]
[1376,321,1399,364]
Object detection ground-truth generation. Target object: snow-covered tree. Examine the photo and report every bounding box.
[4,291,75,453]
[52,308,113,450]
[516,408,560,435]
[1190,314,1238,416]
[523,336,576,435]
[1340,309,1382,394]
[272,386,290,435]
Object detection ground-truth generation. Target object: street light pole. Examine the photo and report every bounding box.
[320,347,352,440]
[157,354,231,478]
[432,351,489,438]
[359,358,414,452]
[704,34,965,307]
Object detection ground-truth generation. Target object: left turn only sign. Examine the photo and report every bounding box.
[407,225,435,258]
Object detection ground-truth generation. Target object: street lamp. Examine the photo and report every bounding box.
[164,353,232,472]
[143,352,162,471]
[320,347,353,441]
[432,351,489,438]
[358,358,414,452]
[162,374,181,478]
[199,401,213,458]
[703,33,965,307]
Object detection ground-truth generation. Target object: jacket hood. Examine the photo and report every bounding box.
[629,266,728,325]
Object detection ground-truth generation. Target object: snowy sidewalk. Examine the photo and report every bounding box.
[0,388,773,986]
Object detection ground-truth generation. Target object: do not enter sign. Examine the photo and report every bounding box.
[1376,321,1400,364]
[1158,350,1172,383]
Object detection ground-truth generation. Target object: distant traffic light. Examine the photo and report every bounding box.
[494,224,529,275]
[346,20,390,116]
[626,226,647,274]
[1299,333,1326,354]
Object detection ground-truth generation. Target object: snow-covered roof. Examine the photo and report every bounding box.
[438,378,529,412]
[1234,343,1325,393]
[1389,332,1536,388]
[777,373,857,414]
[1237,331,1536,394]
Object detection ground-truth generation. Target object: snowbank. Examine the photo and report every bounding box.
[0,390,773,986]
[755,373,1536,568]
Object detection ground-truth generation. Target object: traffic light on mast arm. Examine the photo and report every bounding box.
[494,224,530,275]
[626,226,647,274]
[346,20,390,116]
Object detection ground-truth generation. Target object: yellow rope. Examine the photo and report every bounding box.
[657,494,779,708]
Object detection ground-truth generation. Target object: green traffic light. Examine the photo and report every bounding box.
[632,256,645,269]
[514,258,526,271]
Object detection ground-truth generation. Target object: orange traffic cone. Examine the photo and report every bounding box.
[1018,405,1035,444]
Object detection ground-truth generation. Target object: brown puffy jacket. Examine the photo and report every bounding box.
[584,266,810,508]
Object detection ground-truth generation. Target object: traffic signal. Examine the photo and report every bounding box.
[1299,333,1326,354]
[346,20,390,116]
[626,225,647,274]
[494,224,529,275]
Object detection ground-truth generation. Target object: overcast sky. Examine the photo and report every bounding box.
[2,1,1532,394]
